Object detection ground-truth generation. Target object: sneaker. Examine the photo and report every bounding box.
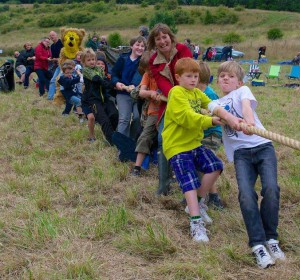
[88,137,96,143]
[252,245,275,269]
[190,219,209,242]
[266,239,286,261]
[131,167,141,176]
[185,200,213,225]
[207,193,224,210]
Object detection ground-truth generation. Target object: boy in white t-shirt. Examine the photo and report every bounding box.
[208,61,286,269]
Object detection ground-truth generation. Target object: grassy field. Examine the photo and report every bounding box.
[1,3,300,280]
[0,61,299,279]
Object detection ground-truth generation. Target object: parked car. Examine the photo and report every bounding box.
[202,46,245,61]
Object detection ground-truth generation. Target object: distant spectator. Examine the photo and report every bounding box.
[291,52,300,65]
[202,47,213,61]
[48,30,64,100]
[258,46,267,61]
[193,44,200,60]
[219,45,233,62]
[14,51,26,84]
[99,35,108,47]
[184,38,194,55]
[86,35,99,52]
[22,42,35,89]
[139,26,149,40]
[34,37,52,97]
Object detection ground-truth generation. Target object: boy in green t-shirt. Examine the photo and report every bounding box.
[162,57,242,242]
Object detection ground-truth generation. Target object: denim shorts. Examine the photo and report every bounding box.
[169,145,223,193]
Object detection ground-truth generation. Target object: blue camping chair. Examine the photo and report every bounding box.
[287,65,300,80]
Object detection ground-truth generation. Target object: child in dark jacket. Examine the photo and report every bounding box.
[81,48,116,144]
[57,59,84,118]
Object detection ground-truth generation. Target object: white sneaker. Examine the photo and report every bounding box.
[252,245,275,269]
[266,239,286,261]
[190,219,209,243]
[185,200,213,225]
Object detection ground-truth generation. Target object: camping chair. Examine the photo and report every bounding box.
[265,65,281,82]
[248,63,261,79]
[287,65,300,80]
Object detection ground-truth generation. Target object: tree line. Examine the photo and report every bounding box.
[1,0,300,13]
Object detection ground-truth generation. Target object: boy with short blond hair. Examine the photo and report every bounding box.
[208,61,285,268]
[81,48,116,144]
[162,57,242,242]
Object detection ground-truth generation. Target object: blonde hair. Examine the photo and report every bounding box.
[175,57,200,76]
[81,48,96,66]
[198,61,211,85]
[217,61,245,82]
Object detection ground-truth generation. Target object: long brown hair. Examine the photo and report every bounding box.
[147,23,177,51]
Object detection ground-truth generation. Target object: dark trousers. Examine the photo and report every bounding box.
[35,69,52,96]
[24,66,34,87]
[93,101,117,145]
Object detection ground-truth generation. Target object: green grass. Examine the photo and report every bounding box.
[0,80,299,278]
[0,3,300,279]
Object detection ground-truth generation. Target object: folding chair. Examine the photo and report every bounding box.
[287,65,300,80]
[248,63,261,79]
[265,65,281,82]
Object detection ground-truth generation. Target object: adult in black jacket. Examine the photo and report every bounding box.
[22,42,35,89]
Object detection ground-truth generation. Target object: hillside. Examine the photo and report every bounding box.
[0,3,300,61]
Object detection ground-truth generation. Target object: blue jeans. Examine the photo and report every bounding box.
[116,94,140,140]
[23,66,34,87]
[48,66,60,100]
[69,95,81,107]
[234,142,280,247]
[35,69,51,96]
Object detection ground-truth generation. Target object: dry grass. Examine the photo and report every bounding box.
[0,3,300,279]
[0,63,299,279]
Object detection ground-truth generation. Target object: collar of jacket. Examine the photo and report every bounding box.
[152,43,178,65]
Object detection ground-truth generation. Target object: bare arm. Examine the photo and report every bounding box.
[213,106,244,131]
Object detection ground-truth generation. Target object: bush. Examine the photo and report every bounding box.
[90,1,110,13]
[149,11,177,34]
[68,13,95,24]
[139,14,148,24]
[162,0,178,10]
[223,32,242,44]
[234,5,245,11]
[154,4,161,10]
[108,32,124,48]
[0,5,9,13]
[215,6,239,24]
[202,10,215,25]
[0,14,10,25]
[172,9,194,24]
[38,16,66,28]
[140,1,148,8]
[267,28,283,40]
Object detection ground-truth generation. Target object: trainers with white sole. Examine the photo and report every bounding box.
[190,219,209,243]
[252,245,275,269]
[266,239,286,261]
[185,200,213,224]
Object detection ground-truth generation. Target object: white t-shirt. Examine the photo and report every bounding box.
[208,86,270,162]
